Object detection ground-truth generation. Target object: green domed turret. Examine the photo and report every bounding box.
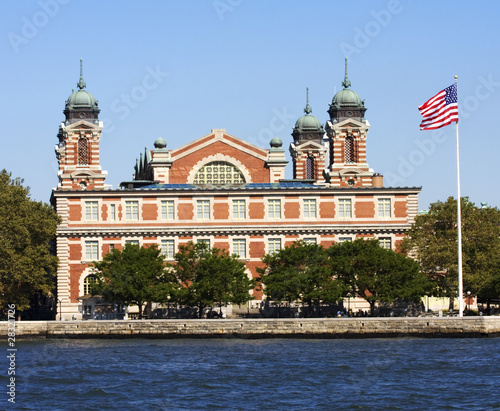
[64,59,100,124]
[154,137,167,149]
[328,58,366,122]
[294,111,323,132]
[292,88,324,144]
[331,88,363,107]
[66,89,97,108]
[270,137,283,148]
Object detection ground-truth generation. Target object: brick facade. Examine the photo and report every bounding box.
[51,68,421,319]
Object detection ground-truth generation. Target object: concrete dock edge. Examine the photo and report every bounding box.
[2,317,500,339]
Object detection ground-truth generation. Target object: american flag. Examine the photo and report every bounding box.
[418,84,458,130]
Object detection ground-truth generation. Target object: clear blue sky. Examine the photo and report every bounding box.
[1,0,499,210]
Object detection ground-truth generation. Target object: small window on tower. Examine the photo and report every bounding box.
[345,136,355,163]
[306,156,315,180]
[78,137,89,165]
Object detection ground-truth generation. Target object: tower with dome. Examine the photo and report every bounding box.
[55,59,108,191]
[324,58,379,188]
[290,88,328,183]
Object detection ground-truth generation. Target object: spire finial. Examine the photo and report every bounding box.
[77,58,86,90]
[304,87,312,115]
[342,57,351,89]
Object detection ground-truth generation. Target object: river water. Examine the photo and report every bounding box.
[6,337,500,410]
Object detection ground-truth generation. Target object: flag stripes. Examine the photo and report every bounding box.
[419,84,458,130]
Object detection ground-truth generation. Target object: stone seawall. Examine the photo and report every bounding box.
[2,317,500,339]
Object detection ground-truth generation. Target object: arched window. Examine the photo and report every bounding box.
[193,161,245,186]
[83,274,98,295]
[78,138,89,165]
[345,136,355,163]
[306,156,315,180]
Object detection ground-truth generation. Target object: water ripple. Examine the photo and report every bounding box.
[12,338,500,410]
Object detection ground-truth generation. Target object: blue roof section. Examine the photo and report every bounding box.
[246,182,318,188]
[126,182,421,192]
[137,182,322,190]
[142,184,197,189]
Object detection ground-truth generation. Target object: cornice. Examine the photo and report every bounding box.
[51,185,422,198]
[56,223,411,238]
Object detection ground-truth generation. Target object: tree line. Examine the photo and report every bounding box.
[400,197,500,310]
[91,241,255,318]
[0,170,60,320]
[90,238,429,318]
[89,197,500,318]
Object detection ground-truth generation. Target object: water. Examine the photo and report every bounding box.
[5,337,500,410]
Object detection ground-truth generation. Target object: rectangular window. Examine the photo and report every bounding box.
[232,199,246,219]
[161,239,175,259]
[196,239,210,254]
[268,199,281,219]
[378,198,391,218]
[303,238,317,245]
[109,204,116,221]
[379,237,392,249]
[85,201,98,221]
[268,238,282,254]
[125,201,139,220]
[303,199,317,218]
[197,200,210,219]
[85,240,99,260]
[338,199,352,218]
[338,237,352,243]
[161,200,175,220]
[233,239,246,258]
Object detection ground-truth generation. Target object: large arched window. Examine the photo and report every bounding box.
[83,274,98,295]
[344,136,355,163]
[193,161,245,186]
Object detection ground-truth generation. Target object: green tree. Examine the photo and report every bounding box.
[171,242,255,318]
[461,204,500,303]
[328,239,430,315]
[258,241,346,315]
[400,197,500,306]
[0,170,60,318]
[91,243,168,319]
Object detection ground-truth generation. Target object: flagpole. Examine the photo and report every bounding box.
[455,75,464,318]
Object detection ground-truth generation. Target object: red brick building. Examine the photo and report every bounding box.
[51,61,421,319]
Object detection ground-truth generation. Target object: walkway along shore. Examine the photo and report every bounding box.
[2,317,500,339]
